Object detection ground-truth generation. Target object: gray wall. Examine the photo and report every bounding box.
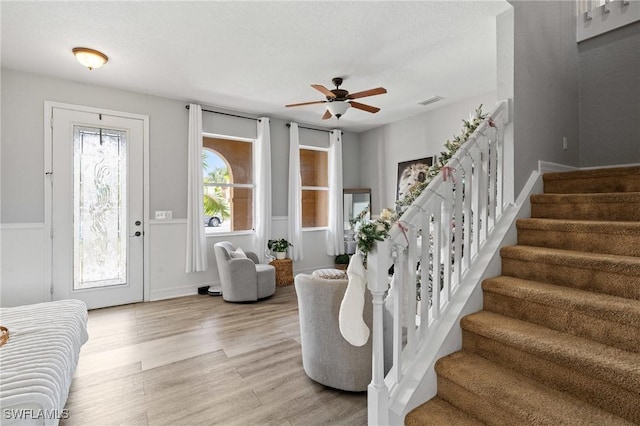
[497,7,515,203]
[0,68,360,223]
[511,0,580,195]
[360,1,584,209]
[360,92,497,213]
[578,21,640,167]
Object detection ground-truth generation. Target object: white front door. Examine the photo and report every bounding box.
[50,106,145,309]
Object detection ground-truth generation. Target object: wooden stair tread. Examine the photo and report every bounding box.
[436,351,634,426]
[530,191,640,204]
[482,276,640,326]
[516,218,640,235]
[500,245,640,273]
[543,166,640,181]
[460,311,640,393]
[405,397,483,426]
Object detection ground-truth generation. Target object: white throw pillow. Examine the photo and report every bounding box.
[229,247,247,258]
[312,269,348,280]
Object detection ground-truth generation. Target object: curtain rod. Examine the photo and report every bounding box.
[286,123,342,134]
[185,105,260,122]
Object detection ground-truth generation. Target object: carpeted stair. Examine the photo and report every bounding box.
[405,166,640,425]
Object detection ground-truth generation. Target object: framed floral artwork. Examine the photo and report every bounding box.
[396,156,435,201]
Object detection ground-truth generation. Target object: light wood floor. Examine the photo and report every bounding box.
[60,286,367,426]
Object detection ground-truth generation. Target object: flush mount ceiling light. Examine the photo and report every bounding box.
[325,101,350,119]
[72,47,108,70]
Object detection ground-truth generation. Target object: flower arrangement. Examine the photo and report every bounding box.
[353,105,492,258]
[356,219,392,255]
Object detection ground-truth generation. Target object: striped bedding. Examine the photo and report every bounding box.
[0,300,88,426]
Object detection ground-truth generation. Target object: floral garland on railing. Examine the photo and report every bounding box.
[354,104,492,259]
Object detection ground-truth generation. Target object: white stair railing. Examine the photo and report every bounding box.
[366,99,510,425]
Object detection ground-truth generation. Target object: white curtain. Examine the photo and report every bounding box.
[185,104,208,272]
[254,117,272,263]
[287,123,304,261]
[326,129,344,256]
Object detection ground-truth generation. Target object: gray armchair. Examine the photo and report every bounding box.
[294,273,373,392]
[213,241,276,302]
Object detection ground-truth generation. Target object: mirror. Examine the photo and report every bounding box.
[343,188,371,254]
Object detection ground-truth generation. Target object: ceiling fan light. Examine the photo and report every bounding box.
[326,101,350,118]
[72,47,108,70]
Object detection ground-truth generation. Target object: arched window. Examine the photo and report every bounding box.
[202,136,254,233]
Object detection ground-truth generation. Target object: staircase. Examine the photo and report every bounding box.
[405,166,640,425]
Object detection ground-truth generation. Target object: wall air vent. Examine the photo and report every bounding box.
[418,96,444,106]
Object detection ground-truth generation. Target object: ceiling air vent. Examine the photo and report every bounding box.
[418,96,443,107]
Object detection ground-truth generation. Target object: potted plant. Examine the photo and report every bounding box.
[334,254,350,271]
[267,239,293,260]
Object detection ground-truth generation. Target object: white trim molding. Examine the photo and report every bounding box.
[0,223,45,230]
[538,161,579,173]
[43,101,151,304]
[578,0,640,42]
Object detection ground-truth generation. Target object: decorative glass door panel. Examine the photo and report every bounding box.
[73,126,128,290]
[51,106,144,309]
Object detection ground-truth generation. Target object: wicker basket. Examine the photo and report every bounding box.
[0,326,9,347]
[270,258,294,287]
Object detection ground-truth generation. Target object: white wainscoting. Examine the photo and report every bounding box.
[148,219,218,301]
[0,223,48,307]
[149,217,335,300]
[1,218,338,307]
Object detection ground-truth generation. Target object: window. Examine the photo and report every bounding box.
[202,136,254,233]
[300,147,329,228]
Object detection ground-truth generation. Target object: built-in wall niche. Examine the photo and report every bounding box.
[343,188,371,254]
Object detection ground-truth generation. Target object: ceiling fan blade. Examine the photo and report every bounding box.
[285,100,326,108]
[347,87,387,100]
[311,84,336,98]
[322,110,332,120]
[349,101,380,114]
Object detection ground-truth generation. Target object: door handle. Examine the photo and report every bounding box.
[130,231,142,237]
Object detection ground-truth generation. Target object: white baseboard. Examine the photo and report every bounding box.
[538,161,578,173]
[579,162,640,170]
[149,281,217,301]
[538,161,640,174]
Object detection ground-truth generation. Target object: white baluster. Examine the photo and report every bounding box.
[392,244,404,384]
[452,164,463,291]
[405,224,417,359]
[488,136,498,232]
[442,183,454,305]
[461,154,473,271]
[478,138,489,244]
[366,240,390,426]
[495,121,504,217]
[470,145,481,259]
[432,200,442,319]
[420,209,431,340]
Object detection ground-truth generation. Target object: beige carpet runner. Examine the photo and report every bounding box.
[405,166,640,425]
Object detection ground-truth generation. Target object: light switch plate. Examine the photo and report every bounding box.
[155,211,172,220]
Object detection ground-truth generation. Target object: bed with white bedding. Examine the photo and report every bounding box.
[0,299,88,426]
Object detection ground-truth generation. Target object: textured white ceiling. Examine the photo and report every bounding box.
[1,1,511,132]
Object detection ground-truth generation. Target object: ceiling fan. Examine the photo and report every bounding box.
[285,77,387,120]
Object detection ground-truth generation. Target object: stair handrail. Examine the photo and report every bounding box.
[366,99,511,425]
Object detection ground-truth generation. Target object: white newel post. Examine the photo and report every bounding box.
[367,238,390,426]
